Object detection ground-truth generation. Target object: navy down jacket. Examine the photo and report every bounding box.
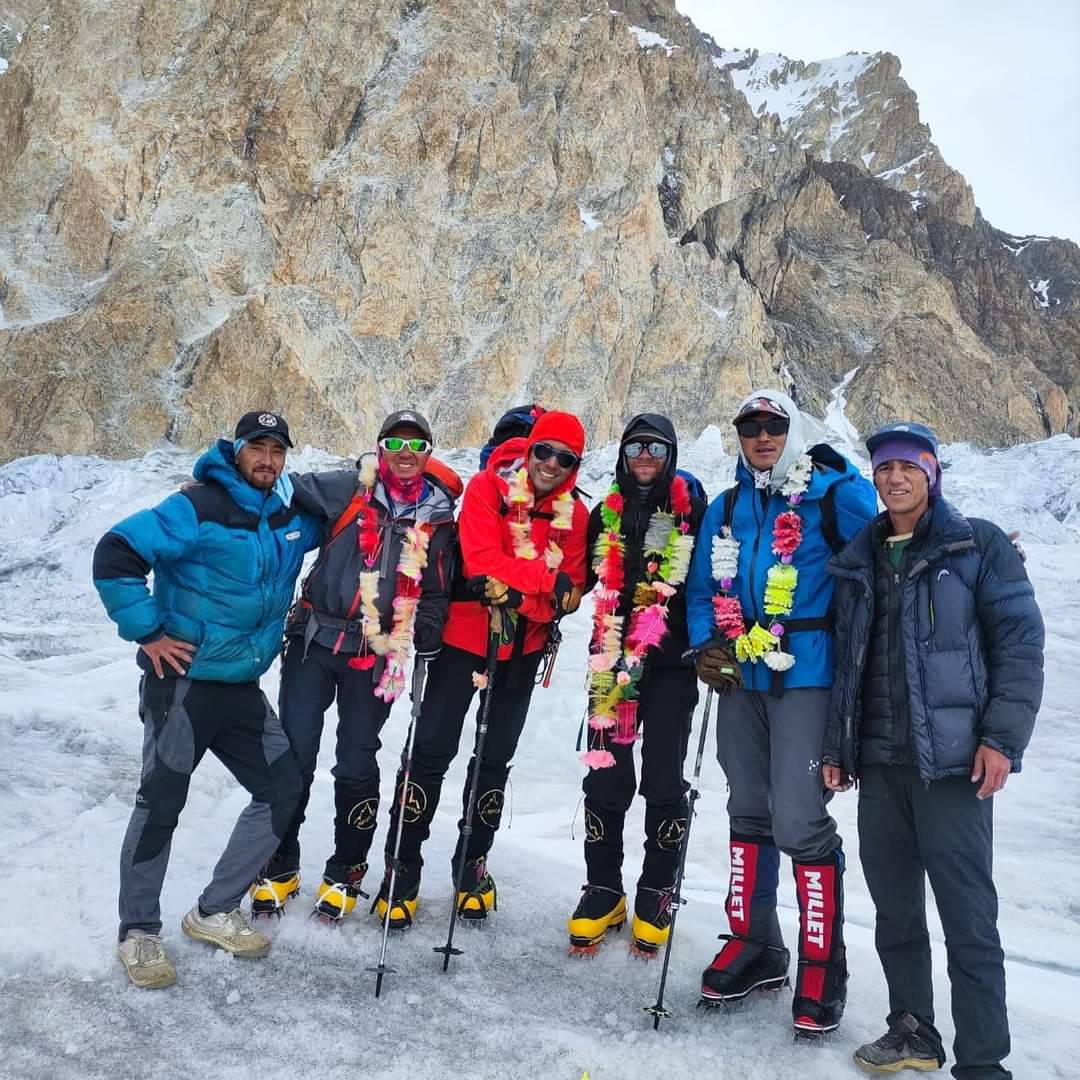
[824,498,1045,781]
[93,441,323,683]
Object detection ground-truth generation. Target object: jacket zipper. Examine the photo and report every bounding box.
[904,558,936,783]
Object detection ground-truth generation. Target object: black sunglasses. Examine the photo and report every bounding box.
[531,442,580,470]
[623,440,670,460]
[735,418,789,438]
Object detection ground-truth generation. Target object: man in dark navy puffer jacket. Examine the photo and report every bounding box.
[823,421,1044,1080]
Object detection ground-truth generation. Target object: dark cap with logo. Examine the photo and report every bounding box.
[234,411,294,448]
[733,396,790,424]
[378,409,434,444]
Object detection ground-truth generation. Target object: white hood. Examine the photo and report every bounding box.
[734,388,807,490]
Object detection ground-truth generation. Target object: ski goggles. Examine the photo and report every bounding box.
[735,418,789,439]
[623,439,670,460]
[530,442,580,470]
[379,436,432,453]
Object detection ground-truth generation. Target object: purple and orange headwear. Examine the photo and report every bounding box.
[866,421,942,498]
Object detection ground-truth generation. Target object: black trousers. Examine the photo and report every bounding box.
[384,643,542,894]
[119,676,300,938]
[581,665,697,893]
[271,639,393,878]
[858,766,1011,1080]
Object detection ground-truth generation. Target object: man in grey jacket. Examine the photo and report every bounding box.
[823,422,1044,1079]
[249,410,458,922]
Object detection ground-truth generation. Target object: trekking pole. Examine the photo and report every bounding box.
[433,619,502,972]
[369,656,428,998]
[644,687,715,1030]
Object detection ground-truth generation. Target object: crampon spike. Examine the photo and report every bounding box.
[568,943,600,957]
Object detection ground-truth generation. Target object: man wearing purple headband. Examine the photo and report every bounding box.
[823,421,1044,1079]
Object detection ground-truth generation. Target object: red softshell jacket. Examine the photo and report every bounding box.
[442,438,589,659]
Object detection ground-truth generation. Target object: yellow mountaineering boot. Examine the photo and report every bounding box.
[630,886,674,958]
[312,863,368,924]
[567,885,628,955]
[250,869,301,918]
[372,884,420,931]
[456,857,497,922]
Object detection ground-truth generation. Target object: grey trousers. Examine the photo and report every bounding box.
[858,766,1011,1080]
[118,676,302,940]
[715,687,839,862]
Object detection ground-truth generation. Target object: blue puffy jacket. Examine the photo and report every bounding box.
[824,499,1045,780]
[686,447,877,690]
[93,441,323,683]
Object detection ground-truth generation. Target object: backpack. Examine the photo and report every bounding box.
[675,468,707,502]
[720,443,846,555]
[479,404,547,468]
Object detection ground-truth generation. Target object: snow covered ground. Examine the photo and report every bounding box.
[3,430,1079,1080]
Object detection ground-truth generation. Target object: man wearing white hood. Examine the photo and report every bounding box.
[685,390,876,1038]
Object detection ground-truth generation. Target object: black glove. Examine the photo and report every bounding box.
[695,645,742,691]
[413,621,442,660]
[553,571,582,616]
[474,576,523,608]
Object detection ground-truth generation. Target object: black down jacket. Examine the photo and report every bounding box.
[584,413,707,670]
[824,498,1045,782]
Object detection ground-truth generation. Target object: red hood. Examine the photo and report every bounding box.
[485,437,580,504]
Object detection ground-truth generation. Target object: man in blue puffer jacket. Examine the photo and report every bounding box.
[685,389,877,1037]
[822,422,1044,1080]
[93,412,323,989]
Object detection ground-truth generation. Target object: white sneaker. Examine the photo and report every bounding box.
[181,905,272,958]
[118,930,177,989]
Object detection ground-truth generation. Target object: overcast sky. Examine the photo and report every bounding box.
[676,0,1080,242]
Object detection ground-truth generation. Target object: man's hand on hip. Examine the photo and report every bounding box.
[141,635,196,678]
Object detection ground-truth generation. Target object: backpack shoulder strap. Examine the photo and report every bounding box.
[722,485,739,531]
[820,485,842,554]
[329,491,368,541]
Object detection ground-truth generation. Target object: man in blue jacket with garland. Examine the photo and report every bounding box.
[685,389,877,1038]
[93,412,323,989]
[823,421,1044,1079]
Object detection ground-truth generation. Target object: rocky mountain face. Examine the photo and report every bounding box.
[0,0,1075,462]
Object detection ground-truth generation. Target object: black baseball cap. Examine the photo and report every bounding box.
[378,409,434,443]
[234,411,294,448]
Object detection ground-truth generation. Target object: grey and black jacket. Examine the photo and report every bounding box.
[286,463,457,660]
[824,498,1044,781]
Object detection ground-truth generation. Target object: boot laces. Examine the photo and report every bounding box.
[873,1014,923,1052]
[221,908,258,937]
[131,934,167,965]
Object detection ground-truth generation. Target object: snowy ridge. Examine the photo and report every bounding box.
[714,49,872,126]
[999,233,1051,258]
[713,49,873,162]
[3,430,1079,1078]
[628,26,676,57]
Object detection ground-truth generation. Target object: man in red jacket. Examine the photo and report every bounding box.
[374,411,589,928]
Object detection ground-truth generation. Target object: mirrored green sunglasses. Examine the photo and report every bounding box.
[379,436,432,453]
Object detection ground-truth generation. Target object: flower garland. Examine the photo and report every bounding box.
[582,475,695,770]
[482,463,576,653]
[505,467,575,569]
[710,454,812,672]
[344,456,432,702]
